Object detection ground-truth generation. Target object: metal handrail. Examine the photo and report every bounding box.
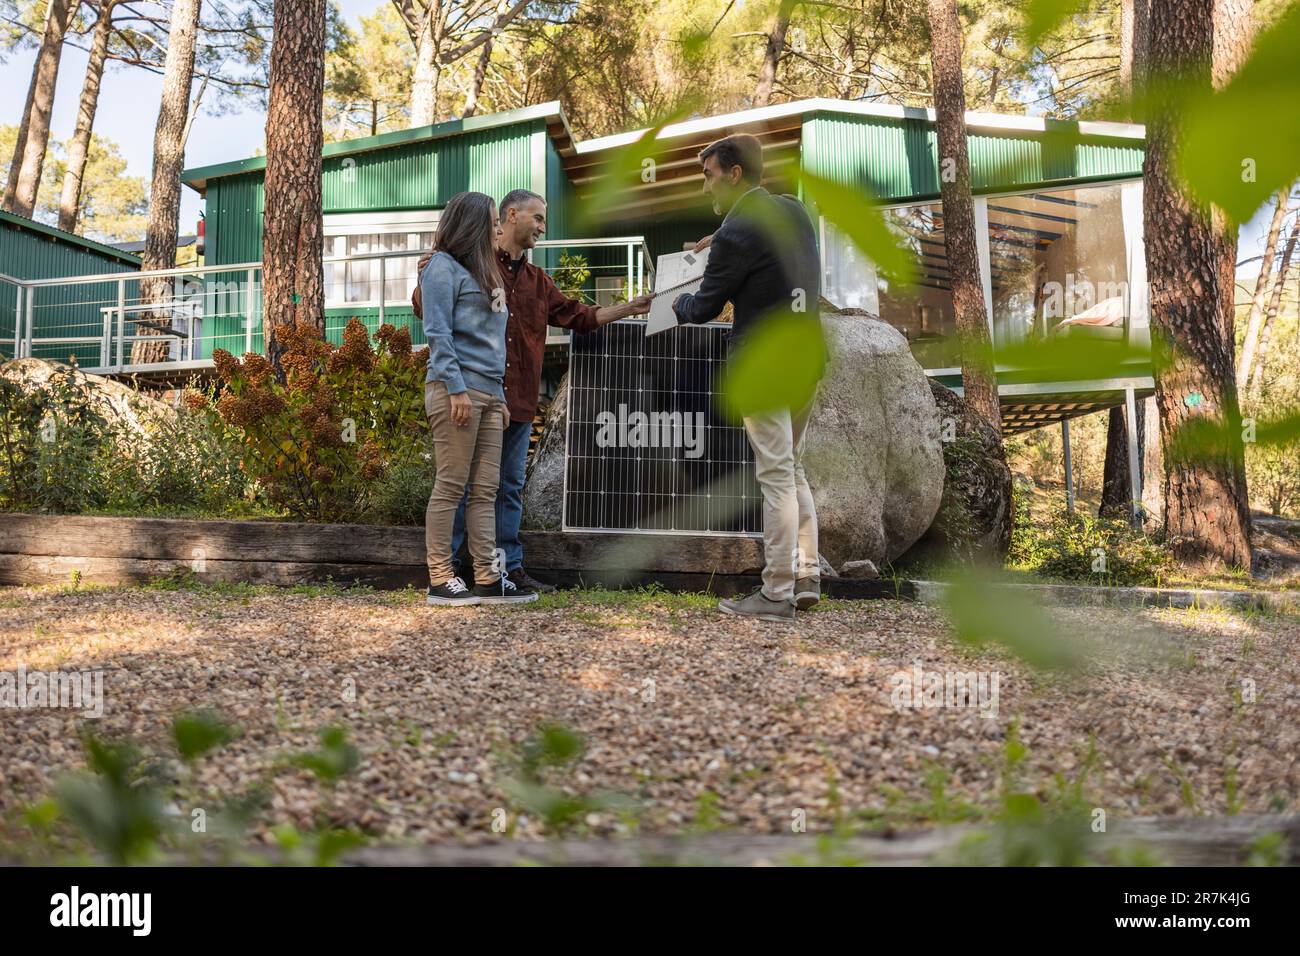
[18,239,656,288]
[11,236,652,370]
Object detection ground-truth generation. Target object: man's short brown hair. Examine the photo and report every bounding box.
[699,134,763,185]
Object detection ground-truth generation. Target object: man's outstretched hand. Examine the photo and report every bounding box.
[626,293,653,316]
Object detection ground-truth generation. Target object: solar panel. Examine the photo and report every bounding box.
[563,320,763,536]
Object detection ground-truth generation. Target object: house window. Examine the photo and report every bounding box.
[822,204,960,370]
[985,180,1142,348]
[820,179,1144,371]
[323,210,438,307]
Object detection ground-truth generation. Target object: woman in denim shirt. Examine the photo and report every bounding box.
[420,191,537,606]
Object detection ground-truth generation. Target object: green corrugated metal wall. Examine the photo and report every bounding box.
[1,217,139,365]
[801,112,1144,202]
[201,120,544,357]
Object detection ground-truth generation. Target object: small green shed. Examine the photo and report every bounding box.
[0,210,140,365]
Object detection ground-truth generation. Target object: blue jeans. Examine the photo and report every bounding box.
[452,417,531,574]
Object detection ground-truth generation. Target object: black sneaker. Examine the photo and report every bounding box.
[472,575,539,605]
[427,577,481,606]
[508,567,556,594]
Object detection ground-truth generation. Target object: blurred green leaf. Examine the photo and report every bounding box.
[56,732,166,865]
[799,169,918,287]
[942,570,1081,671]
[1176,5,1300,225]
[289,725,361,785]
[719,311,827,418]
[991,331,1151,383]
[172,709,238,762]
[567,99,704,233]
[1021,0,1089,49]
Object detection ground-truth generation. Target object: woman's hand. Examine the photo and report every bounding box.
[692,234,713,253]
[449,390,472,427]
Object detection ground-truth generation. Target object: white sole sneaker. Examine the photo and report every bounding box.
[426,594,482,606]
[477,592,539,605]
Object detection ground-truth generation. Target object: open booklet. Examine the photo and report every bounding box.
[646,247,711,335]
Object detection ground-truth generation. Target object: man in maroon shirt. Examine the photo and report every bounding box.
[413,189,652,592]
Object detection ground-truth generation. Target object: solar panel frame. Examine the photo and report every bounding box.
[562,318,763,538]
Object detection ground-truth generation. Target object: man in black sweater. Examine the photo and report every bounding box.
[672,133,824,622]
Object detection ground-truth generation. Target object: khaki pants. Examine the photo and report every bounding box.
[743,403,819,602]
[425,381,507,586]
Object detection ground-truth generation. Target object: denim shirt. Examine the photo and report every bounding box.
[419,251,507,399]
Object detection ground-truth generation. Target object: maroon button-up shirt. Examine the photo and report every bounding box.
[413,248,601,423]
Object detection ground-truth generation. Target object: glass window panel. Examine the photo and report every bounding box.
[824,204,960,369]
[987,182,1133,348]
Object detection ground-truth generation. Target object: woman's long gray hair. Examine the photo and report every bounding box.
[434,191,502,300]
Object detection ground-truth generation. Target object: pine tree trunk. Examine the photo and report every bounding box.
[6,0,73,218]
[1145,0,1251,569]
[1120,0,1150,103]
[262,0,327,374]
[927,0,1008,556]
[1237,189,1291,388]
[58,0,118,233]
[926,0,1000,433]
[1100,400,1145,518]
[754,0,798,107]
[1247,213,1300,396]
[132,0,202,366]
[1210,0,1255,357]
[1102,0,1150,525]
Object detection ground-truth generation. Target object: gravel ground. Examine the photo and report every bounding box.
[1,583,1298,847]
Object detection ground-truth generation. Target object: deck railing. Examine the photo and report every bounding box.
[1,237,654,376]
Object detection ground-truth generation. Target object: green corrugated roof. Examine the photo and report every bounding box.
[182,101,573,194]
[0,209,141,267]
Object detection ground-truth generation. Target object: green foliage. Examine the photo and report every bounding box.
[0,365,253,516]
[719,311,827,418]
[172,710,239,763]
[942,567,1082,670]
[0,126,147,243]
[12,711,363,866]
[53,730,167,866]
[205,319,428,522]
[364,448,434,525]
[1020,0,1090,49]
[552,252,593,302]
[800,169,917,287]
[500,722,636,835]
[289,726,362,787]
[1010,494,1176,587]
[1175,5,1300,226]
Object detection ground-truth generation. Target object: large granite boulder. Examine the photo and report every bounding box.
[0,358,175,436]
[801,309,944,567]
[521,378,568,531]
[522,308,946,570]
[896,379,1012,565]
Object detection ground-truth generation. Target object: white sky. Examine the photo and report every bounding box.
[0,0,1277,270]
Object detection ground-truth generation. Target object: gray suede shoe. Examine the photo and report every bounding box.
[794,577,820,610]
[718,589,795,622]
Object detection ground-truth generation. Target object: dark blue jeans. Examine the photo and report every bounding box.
[452,417,531,574]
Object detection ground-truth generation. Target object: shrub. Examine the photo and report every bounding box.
[365,447,434,526]
[1010,487,1175,587]
[0,365,119,512]
[196,318,428,522]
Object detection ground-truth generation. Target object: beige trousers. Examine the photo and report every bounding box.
[425,381,507,586]
[742,403,819,602]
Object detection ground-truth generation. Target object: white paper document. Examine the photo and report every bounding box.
[647,247,710,336]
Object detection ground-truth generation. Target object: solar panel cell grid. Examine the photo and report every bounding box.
[563,321,763,536]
